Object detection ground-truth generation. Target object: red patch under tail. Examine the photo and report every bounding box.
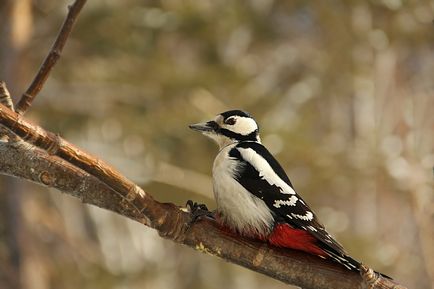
[268,223,326,257]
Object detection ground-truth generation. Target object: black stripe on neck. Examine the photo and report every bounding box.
[219,128,259,142]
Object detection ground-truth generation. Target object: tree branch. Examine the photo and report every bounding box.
[0,81,14,111]
[0,103,407,289]
[15,0,87,115]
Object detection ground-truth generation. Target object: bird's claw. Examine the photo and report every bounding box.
[186,200,214,223]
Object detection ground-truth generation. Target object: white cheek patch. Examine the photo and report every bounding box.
[226,117,258,136]
[238,147,296,195]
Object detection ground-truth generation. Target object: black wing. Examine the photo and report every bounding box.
[230,142,346,255]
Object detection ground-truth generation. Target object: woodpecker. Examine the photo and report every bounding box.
[189,109,367,272]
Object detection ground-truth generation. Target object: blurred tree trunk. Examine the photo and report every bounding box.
[0,179,22,289]
[0,0,33,288]
[0,0,33,97]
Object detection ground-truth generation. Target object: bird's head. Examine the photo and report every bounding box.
[189,110,260,149]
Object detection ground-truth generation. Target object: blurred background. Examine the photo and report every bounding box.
[0,0,433,288]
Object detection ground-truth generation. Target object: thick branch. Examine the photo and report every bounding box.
[0,103,407,289]
[15,0,87,115]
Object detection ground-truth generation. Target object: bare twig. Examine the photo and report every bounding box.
[0,103,407,289]
[0,81,14,110]
[15,0,87,115]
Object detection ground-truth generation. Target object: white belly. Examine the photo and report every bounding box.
[212,144,274,237]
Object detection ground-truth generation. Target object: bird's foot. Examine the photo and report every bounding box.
[186,200,214,223]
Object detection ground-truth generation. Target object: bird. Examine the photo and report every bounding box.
[188,109,381,274]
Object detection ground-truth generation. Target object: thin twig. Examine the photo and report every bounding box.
[0,81,18,141]
[0,81,14,111]
[15,0,87,115]
[0,103,408,289]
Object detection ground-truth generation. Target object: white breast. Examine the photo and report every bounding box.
[212,144,274,237]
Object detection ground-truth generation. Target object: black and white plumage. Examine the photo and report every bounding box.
[189,109,376,273]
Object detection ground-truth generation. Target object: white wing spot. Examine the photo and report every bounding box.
[291,211,313,221]
[286,214,293,219]
[273,196,298,208]
[335,254,349,262]
[308,225,317,232]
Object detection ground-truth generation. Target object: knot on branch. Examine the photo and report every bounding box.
[39,171,56,186]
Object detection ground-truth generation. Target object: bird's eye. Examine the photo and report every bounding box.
[225,118,236,125]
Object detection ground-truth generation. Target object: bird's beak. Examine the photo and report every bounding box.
[189,121,218,133]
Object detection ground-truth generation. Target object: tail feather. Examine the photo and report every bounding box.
[323,248,359,271]
[323,248,392,279]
